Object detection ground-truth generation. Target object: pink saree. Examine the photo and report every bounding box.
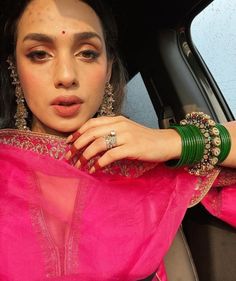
[0,129,235,281]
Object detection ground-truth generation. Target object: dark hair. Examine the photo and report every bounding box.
[0,0,29,128]
[0,0,127,129]
[82,0,127,114]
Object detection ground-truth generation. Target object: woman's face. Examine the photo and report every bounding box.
[16,0,112,136]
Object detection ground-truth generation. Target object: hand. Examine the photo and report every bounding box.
[65,116,181,173]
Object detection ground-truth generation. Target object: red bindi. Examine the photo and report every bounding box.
[62,31,66,34]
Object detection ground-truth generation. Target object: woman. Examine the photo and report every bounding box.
[0,0,236,280]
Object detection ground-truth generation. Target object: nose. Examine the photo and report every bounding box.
[54,55,78,89]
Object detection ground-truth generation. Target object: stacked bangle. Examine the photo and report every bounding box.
[180,112,221,175]
[216,124,231,163]
[167,112,232,176]
[167,124,205,168]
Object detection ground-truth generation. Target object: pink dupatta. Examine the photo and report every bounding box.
[0,129,234,281]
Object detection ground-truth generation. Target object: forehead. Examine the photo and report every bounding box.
[17,0,104,38]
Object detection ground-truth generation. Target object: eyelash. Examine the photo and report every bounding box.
[26,49,100,62]
[78,50,100,61]
[26,50,50,62]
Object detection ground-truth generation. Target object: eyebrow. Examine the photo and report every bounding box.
[74,32,102,43]
[23,32,102,44]
[23,33,54,43]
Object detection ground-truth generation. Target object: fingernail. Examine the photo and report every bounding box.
[89,161,102,174]
[94,162,102,171]
[70,144,78,158]
[75,160,81,169]
[66,135,73,144]
[89,167,96,174]
[66,131,81,143]
[79,155,88,166]
[89,162,101,174]
[64,144,77,160]
[64,151,72,160]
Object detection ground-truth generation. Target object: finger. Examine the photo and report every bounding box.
[66,125,122,160]
[66,131,81,143]
[64,143,78,160]
[75,128,124,167]
[93,161,102,171]
[74,154,89,168]
[89,146,129,174]
[74,137,107,168]
[66,116,125,144]
[79,116,123,134]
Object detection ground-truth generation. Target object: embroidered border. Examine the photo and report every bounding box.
[188,167,221,207]
[0,129,67,160]
[0,129,157,178]
[215,168,236,186]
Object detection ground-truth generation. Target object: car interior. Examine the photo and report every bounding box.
[105,0,236,280]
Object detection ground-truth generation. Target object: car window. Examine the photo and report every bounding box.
[191,0,236,117]
[121,73,159,128]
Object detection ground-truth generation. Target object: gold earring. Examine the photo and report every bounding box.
[7,58,29,130]
[97,82,115,116]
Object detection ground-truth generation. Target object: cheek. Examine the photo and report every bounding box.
[17,66,46,113]
[83,69,109,113]
[17,66,50,111]
[84,67,108,94]
[18,65,45,94]
[89,74,106,105]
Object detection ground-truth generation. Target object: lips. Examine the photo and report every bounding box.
[51,96,82,117]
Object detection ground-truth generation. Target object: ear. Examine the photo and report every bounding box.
[106,58,113,82]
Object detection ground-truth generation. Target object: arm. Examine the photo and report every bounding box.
[64,115,236,173]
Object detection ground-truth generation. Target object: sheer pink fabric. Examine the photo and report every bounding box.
[0,129,235,281]
[201,167,236,228]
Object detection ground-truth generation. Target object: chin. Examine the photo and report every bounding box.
[34,114,92,136]
[49,126,78,136]
[48,122,84,135]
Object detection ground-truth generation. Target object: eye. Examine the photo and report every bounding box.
[78,50,100,61]
[26,50,52,62]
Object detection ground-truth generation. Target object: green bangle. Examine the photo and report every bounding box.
[188,125,205,163]
[166,124,205,168]
[166,125,187,168]
[216,124,231,163]
[180,112,221,175]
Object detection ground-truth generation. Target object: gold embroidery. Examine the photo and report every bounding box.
[209,187,223,216]
[216,168,236,186]
[102,159,157,178]
[0,129,67,160]
[188,167,221,207]
[0,129,157,178]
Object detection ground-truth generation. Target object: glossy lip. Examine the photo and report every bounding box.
[51,95,83,118]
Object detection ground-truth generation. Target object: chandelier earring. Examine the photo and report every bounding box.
[97,82,115,117]
[7,58,29,130]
